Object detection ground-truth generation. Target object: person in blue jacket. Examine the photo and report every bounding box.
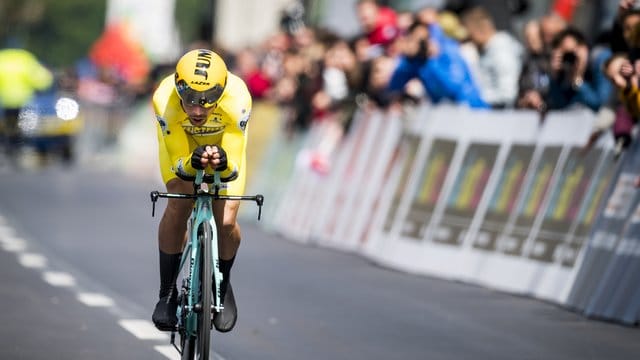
[387,21,489,109]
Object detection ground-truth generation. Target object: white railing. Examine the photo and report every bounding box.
[250,103,640,325]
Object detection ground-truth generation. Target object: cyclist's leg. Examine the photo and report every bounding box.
[159,178,193,253]
[213,144,246,261]
[153,178,193,330]
[212,199,241,260]
[211,199,241,332]
[153,134,194,330]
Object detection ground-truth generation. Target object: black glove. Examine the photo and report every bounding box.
[213,145,228,171]
[191,145,208,170]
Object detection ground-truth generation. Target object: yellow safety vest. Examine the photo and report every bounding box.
[0,48,53,109]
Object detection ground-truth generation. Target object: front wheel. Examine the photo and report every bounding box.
[195,221,212,359]
[180,223,213,360]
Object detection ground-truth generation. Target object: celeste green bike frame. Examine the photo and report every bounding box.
[151,170,263,356]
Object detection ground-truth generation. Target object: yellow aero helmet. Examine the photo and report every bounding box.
[174,49,227,108]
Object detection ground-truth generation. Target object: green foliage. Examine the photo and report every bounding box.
[0,0,106,67]
[174,0,208,44]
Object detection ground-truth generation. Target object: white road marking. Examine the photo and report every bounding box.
[77,292,115,307]
[118,319,169,340]
[154,345,181,360]
[0,224,13,237]
[18,253,47,269]
[42,271,76,287]
[0,213,227,358]
[1,237,27,252]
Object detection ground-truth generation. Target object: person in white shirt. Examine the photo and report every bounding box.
[461,6,523,108]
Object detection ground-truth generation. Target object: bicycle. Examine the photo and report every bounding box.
[150,170,263,359]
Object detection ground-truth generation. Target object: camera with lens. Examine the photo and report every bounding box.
[556,51,578,87]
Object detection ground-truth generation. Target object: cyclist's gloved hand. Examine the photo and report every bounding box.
[191,145,209,170]
[212,145,228,171]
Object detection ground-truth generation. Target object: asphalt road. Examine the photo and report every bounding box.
[0,163,638,360]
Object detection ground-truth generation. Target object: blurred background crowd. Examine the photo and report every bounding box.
[1,0,639,170]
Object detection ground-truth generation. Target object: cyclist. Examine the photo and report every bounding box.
[151,49,252,333]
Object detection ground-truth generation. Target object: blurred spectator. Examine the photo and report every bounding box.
[88,22,151,96]
[0,48,53,158]
[356,0,400,54]
[461,6,523,108]
[419,9,473,61]
[280,1,306,36]
[418,7,480,74]
[312,39,364,123]
[516,19,551,111]
[234,48,271,99]
[540,12,568,50]
[609,3,640,53]
[437,11,469,42]
[551,0,581,22]
[386,21,488,108]
[302,38,367,174]
[364,55,397,108]
[604,15,640,120]
[397,11,417,34]
[261,31,290,83]
[621,9,640,50]
[291,25,313,49]
[352,35,376,62]
[602,54,636,150]
[579,1,640,154]
[444,0,530,32]
[544,27,612,112]
[603,45,640,187]
[604,54,633,91]
[272,48,322,134]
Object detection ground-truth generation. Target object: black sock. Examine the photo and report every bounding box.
[159,250,182,299]
[219,256,235,282]
[217,256,235,299]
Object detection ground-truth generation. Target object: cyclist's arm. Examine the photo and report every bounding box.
[162,118,202,178]
[219,89,252,182]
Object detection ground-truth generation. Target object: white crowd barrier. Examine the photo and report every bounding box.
[250,103,639,325]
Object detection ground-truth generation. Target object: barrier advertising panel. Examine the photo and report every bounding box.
[263,104,638,324]
[475,144,535,252]
[402,138,457,241]
[529,147,602,264]
[433,142,500,246]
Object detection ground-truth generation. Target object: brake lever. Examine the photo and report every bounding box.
[256,194,264,221]
[150,191,159,217]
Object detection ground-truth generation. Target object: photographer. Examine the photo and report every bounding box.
[386,21,488,108]
[544,27,613,112]
[516,19,551,111]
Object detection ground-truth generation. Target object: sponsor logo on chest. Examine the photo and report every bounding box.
[183,124,225,136]
[181,114,225,135]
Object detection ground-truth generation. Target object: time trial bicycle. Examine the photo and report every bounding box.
[150,170,263,359]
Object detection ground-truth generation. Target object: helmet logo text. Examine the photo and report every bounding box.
[194,50,212,80]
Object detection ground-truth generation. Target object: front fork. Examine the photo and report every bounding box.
[209,216,224,313]
[174,215,224,339]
